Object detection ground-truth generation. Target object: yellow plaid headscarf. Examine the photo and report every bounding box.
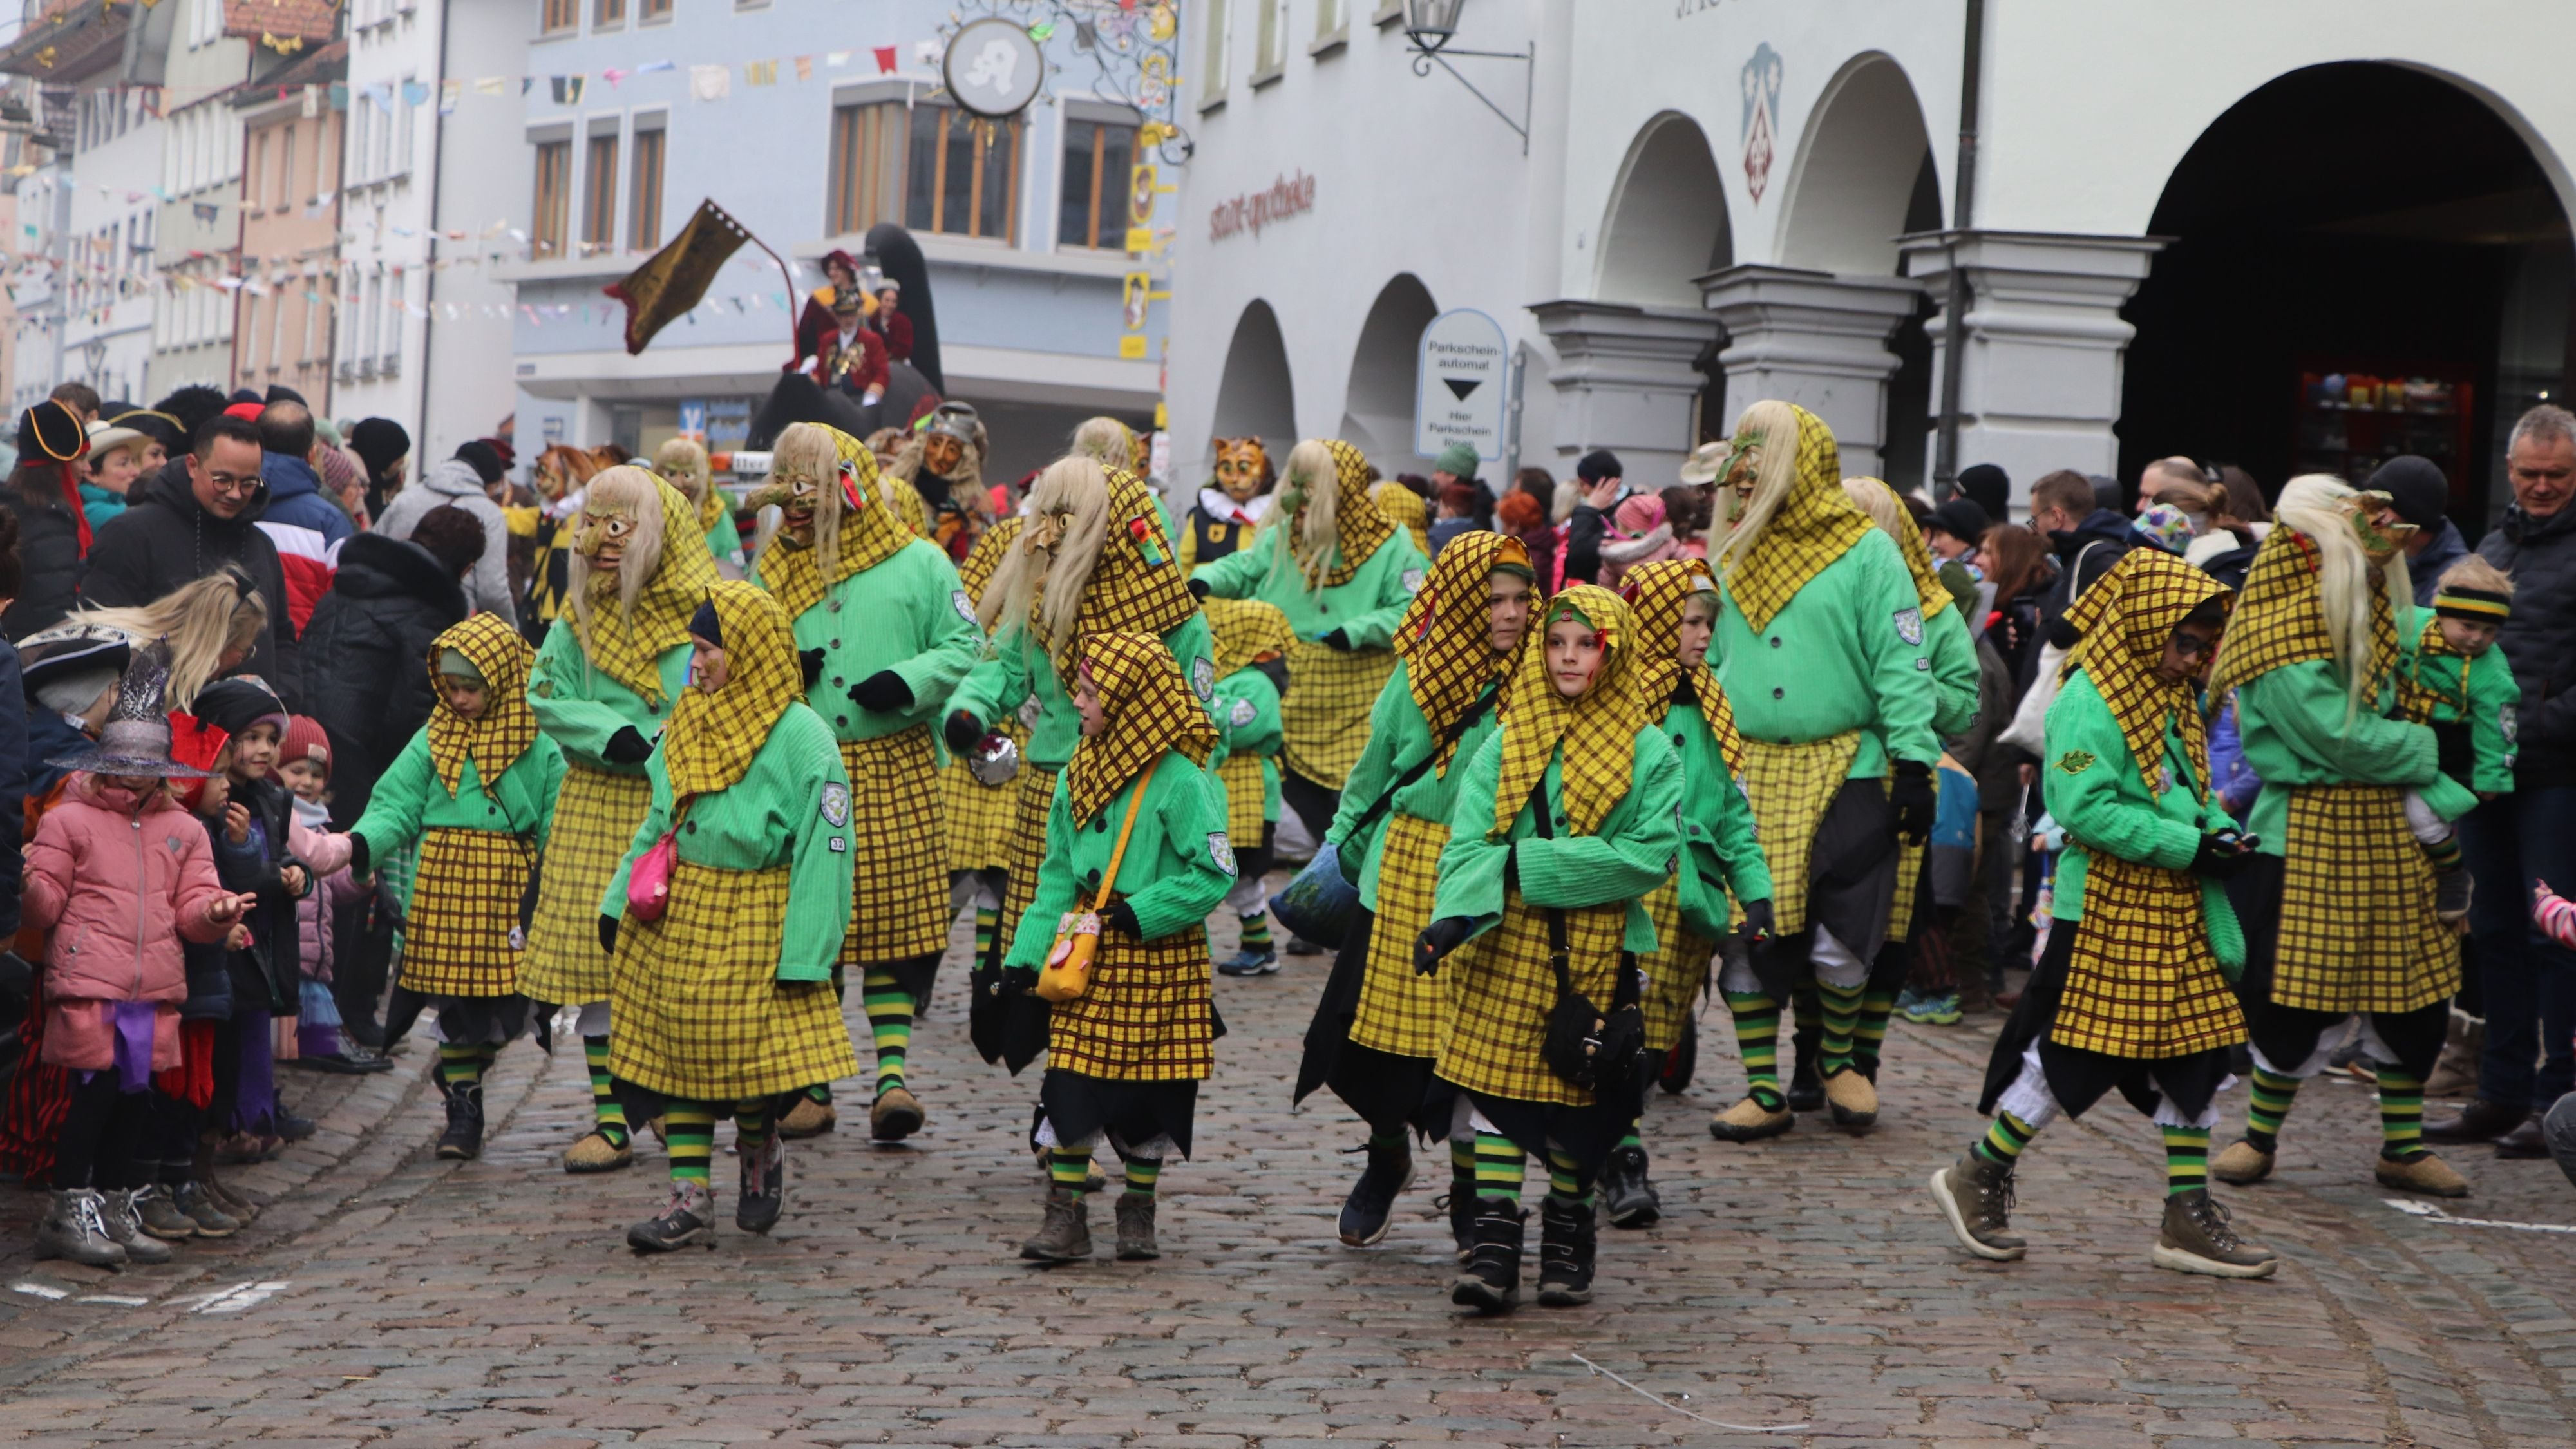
[2207,524,2400,701]
[1066,630,1220,825]
[1205,597,1295,679]
[426,612,539,797]
[1490,583,1643,840]
[574,475,724,709]
[1061,468,1202,663]
[693,479,729,538]
[1286,439,1399,589]
[2059,547,2230,799]
[756,424,913,621]
[1721,404,1872,632]
[1372,480,1432,559]
[1395,530,1528,772]
[661,580,802,798]
[958,513,1023,607]
[1847,476,1953,619]
[1621,557,1745,772]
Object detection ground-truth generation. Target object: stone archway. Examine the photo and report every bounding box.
[1596,112,1733,307]
[2121,61,2574,524]
[1703,52,1938,480]
[1339,274,1439,473]
[1210,299,1296,466]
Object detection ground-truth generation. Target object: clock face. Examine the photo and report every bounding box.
[943,19,1045,119]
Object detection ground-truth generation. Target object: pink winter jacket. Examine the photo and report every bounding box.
[23,774,234,1005]
[289,811,361,983]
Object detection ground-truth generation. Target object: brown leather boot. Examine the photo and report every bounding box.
[1019,1188,1091,1262]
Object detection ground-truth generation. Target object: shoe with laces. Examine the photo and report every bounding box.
[735,1135,785,1235]
[627,1183,717,1251]
[133,1184,198,1241]
[99,1190,173,1265]
[1215,948,1280,978]
[1019,1186,1092,1262]
[2152,1189,2278,1278]
[35,1189,126,1268]
[171,1180,241,1237]
[1929,1151,2026,1262]
[1114,1193,1159,1260]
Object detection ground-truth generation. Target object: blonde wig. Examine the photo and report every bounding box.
[766,422,851,578]
[1069,415,1137,472]
[2267,473,2414,726]
[567,464,670,634]
[653,435,712,505]
[980,454,1113,657]
[1256,438,1343,596]
[1712,397,1804,577]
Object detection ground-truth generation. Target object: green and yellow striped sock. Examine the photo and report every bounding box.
[1544,1149,1590,1209]
[1724,990,1785,1110]
[1122,1157,1162,1199]
[1971,1110,2036,1167]
[2376,1066,2427,1162]
[1450,1136,1475,1202]
[1816,981,1866,1074]
[2424,833,2463,873]
[1853,988,1897,1070]
[1472,1131,1525,1203]
[1050,1147,1095,1198]
[861,967,913,1093]
[2245,1066,2300,1151]
[582,1036,630,1148]
[974,905,999,964]
[735,1097,772,1158]
[1618,1124,1642,1152]
[2163,1124,2210,1195]
[1238,910,1273,952]
[437,1043,486,1088]
[665,1103,715,1186]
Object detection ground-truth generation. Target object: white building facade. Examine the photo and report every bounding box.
[1169,1,2576,524]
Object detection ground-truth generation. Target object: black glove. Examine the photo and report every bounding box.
[347,835,370,879]
[944,709,986,754]
[1318,627,1352,652]
[1414,918,1473,975]
[1738,897,1775,942]
[2192,830,2253,880]
[1889,759,1935,843]
[1186,577,1211,600]
[1502,842,1520,894]
[797,647,826,691]
[850,670,913,713]
[1101,900,1140,938]
[603,726,653,765]
[597,914,619,954]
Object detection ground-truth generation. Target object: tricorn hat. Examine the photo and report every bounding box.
[44,640,216,779]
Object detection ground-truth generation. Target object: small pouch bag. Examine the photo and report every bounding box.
[624,796,694,925]
[1036,784,1150,1004]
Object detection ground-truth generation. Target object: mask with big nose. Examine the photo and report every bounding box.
[747,468,824,542]
[574,504,638,576]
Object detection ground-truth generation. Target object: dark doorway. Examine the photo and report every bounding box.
[2121,62,2572,527]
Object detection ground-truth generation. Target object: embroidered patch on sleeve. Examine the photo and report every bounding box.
[1401,567,1426,594]
[1227,697,1257,728]
[2501,701,2519,743]
[2054,750,2096,776]
[1208,831,1236,875]
[820,781,851,828]
[1893,607,1924,646]
[1190,655,1215,701]
[951,589,978,625]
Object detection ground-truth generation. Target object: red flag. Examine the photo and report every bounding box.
[873,46,897,73]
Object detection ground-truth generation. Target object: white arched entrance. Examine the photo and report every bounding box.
[1339,274,1439,473]
[1209,300,1297,468]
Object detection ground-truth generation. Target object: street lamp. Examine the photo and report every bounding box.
[1401,0,1466,53]
[1397,0,1531,155]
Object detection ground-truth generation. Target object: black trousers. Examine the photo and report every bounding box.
[1280,770,1341,857]
[55,1074,156,1191]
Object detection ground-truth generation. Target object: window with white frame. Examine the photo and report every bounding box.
[1200,0,1229,105]
[379,276,403,370]
[1254,0,1286,77]
[394,80,416,175]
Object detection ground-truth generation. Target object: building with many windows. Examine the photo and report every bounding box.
[497,0,1175,481]
[231,40,346,410]
[1171,1,2576,527]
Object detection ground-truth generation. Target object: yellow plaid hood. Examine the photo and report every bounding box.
[1286,439,1399,589]
[1063,468,1201,659]
[1066,630,1218,824]
[1621,557,1744,769]
[1490,583,1645,840]
[2060,546,2230,799]
[574,474,724,708]
[1849,476,1953,619]
[426,612,540,797]
[2208,522,2400,704]
[1372,479,1432,559]
[1395,530,1527,771]
[958,513,1023,608]
[756,423,913,621]
[1204,597,1295,679]
[2398,612,2467,723]
[661,580,802,798]
[1722,404,1872,632]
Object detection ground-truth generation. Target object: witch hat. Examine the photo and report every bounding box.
[45,639,216,779]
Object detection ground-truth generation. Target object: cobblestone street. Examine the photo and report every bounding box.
[1,907,2571,1448]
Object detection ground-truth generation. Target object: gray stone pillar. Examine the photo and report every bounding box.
[1528,299,1719,486]
[1696,264,1923,478]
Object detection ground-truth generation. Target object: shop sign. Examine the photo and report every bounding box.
[1208,171,1316,242]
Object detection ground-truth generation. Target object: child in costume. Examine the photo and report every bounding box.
[524,466,722,1173]
[1201,598,1292,978]
[1607,560,1771,1226]
[602,583,858,1251]
[23,648,251,1267]
[1174,437,1273,571]
[347,615,567,1160]
[1296,531,1533,1252]
[1416,583,1683,1314]
[276,717,384,1074]
[1009,630,1235,1265]
[751,421,980,1143]
[940,511,1030,1016]
[1929,546,2277,1279]
[2397,554,2519,921]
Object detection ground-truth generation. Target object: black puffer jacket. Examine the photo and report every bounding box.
[2477,500,2576,788]
[0,481,88,640]
[79,459,299,706]
[300,532,468,825]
